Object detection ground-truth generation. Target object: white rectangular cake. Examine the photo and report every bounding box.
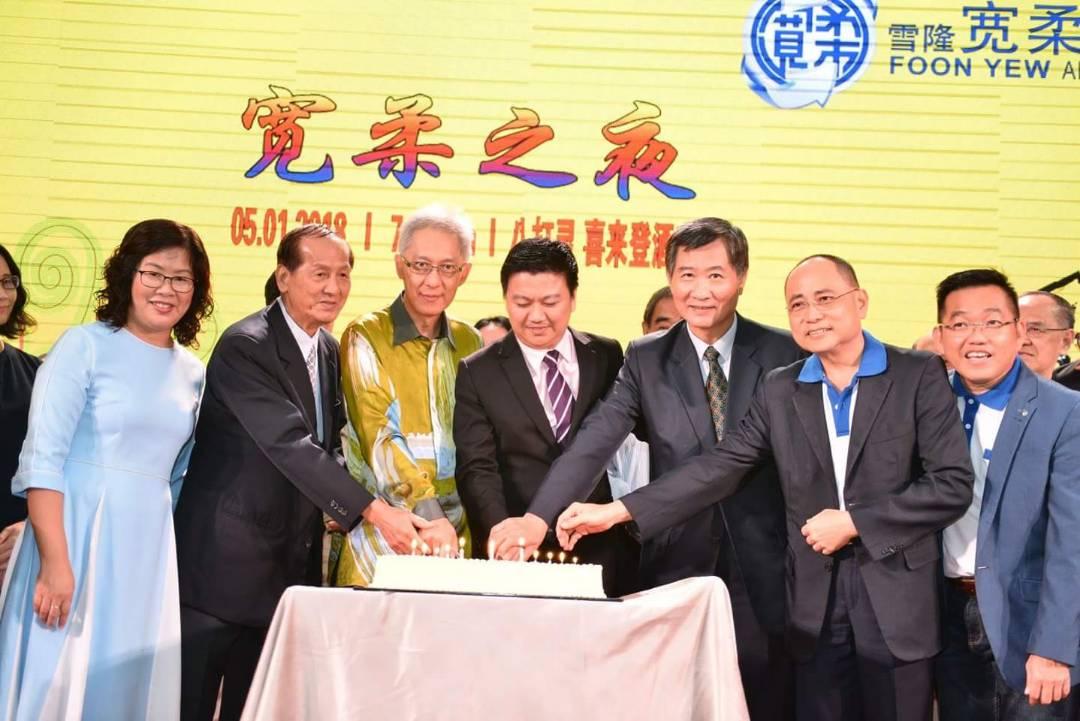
[369,555,606,599]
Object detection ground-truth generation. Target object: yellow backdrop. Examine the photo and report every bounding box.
[1,0,1077,357]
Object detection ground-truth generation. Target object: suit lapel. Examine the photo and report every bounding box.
[792,380,837,495]
[569,329,597,433]
[981,369,1038,527]
[844,373,892,481]
[668,326,716,447]
[727,339,762,423]
[317,331,337,450]
[498,335,558,447]
[269,302,318,436]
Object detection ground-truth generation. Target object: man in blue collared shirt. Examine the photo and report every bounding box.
[557,255,974,721]
[934,269,1080,721]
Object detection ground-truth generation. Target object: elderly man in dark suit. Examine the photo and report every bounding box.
[558,255,974,721]
[489,218,803,720]
[453,237,635,595]
[173,225,429,721]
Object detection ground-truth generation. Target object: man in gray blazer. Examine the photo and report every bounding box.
[933,269,1080,720]
[557,255,974,721]
[488,218,803,720]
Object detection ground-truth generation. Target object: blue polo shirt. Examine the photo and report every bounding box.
[797,331,888,508]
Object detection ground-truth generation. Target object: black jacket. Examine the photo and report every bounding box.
[174,303,374,626]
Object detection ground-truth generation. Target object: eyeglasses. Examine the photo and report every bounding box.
[400,257,465,278]
[0,275,19,291]
[786,287,859,315]
[1024,325,1072,339]
[136,269,195,293]
[938,319,1017,335]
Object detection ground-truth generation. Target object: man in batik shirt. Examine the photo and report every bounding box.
[332,205,482,585]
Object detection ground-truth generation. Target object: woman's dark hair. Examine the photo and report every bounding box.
[95,219,214,348]
[474,315,511,332]
[0,243,35,339]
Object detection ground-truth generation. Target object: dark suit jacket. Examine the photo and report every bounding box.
[620,344,974,662]
[454,328,634,593]
[529,316,803,633]
[174,303,375,627]
[970,364,1080,691]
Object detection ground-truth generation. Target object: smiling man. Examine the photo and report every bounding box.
[330,204,483,587]
[1018,291,1075,381]
[453,237,636,595]
[556,255,975,721]
[487,217,803,719]
[175,224,429,721]
[933,270,1080,721]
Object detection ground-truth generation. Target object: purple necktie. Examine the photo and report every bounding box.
[543,350,574,442]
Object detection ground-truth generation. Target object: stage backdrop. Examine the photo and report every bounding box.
[1,0,1077,357]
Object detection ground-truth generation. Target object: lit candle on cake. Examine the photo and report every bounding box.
[442,543,451,558]
[411,538,418,556]
[518,536,525,562]
[558,551,566,564]
[532,550,540,562]
[546,551,554,563]
[571,557,579,564]
[487,539,495,560]
[458,536,466,558]
[421,542,430,556]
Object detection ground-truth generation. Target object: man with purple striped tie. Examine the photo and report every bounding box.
[454,238,637,595]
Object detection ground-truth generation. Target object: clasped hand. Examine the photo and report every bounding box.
[800,509,858,555]
[361,499,438,554]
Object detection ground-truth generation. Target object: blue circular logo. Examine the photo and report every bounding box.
[742,0,878,108]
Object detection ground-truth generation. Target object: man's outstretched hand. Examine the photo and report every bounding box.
[556,501,630,551]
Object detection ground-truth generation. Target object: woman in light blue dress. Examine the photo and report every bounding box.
[0,219,214,721]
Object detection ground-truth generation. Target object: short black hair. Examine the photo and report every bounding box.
[936,268,1019,322]
[500,238,579,295]
[0,243,35,339]
[1020,290,1075,329]
[788,254,860,289]
[277,224,353,271]
[264,272,280,305]
[475,315,511,332]
[642,286,673,325]
[665,217,749,278]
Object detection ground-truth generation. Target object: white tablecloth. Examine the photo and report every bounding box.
[240,576,748,721]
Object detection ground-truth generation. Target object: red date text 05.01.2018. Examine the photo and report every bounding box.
[230,207,348,247]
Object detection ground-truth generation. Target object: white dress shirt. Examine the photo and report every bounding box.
[518,330,579,432]
[942,398,1003,578]
[518,329,649,492]
[821,384,857,510]
[686,316,738,385]
[278,298,323,438]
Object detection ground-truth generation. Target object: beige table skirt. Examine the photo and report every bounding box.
[240,576,749,721]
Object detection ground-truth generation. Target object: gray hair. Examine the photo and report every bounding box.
[399,204,474,261]
[1020,290,1076,329]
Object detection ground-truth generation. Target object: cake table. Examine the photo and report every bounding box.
[239,576,749,721]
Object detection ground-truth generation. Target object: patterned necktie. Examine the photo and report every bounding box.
[543,350,575,443]
[305,343,319,397]
[704,346,729,441]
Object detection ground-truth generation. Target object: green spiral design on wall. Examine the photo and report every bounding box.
[16,219,99,327]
